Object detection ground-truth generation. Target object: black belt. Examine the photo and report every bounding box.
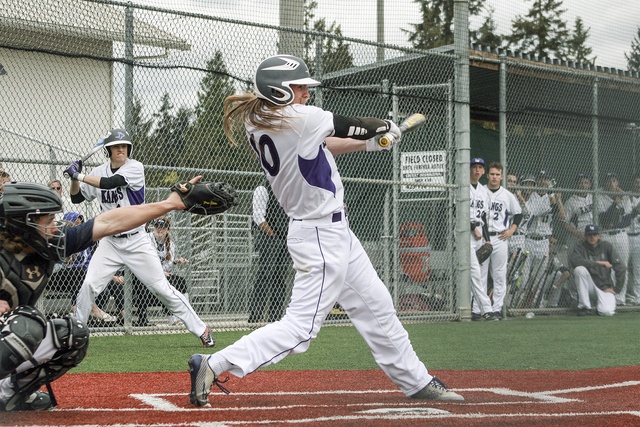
[604,229,623,236]
[489,231,505,236]
[527,235,548,241]
[293,212,342,223]
[113,231,139,239]
[628,232,640,237]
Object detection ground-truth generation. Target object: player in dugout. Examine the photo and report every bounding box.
[0,176,230,411]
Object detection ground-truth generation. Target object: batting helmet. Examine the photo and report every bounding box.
[254,55,320,106]
[1,182,66,261]
[102,128,133,158]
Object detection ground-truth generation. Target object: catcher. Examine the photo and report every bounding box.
[0,176,235,411]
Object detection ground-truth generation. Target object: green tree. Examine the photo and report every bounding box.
[404,0,486,50]
[625,27,640,72]
[472,7,503,48]
[566,17,594,65]
[303,0,354,75]
[506,0,569,59]
[129,96,153,165]
[185,51,254,171]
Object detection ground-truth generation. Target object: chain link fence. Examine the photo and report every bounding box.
[1,1,639,335]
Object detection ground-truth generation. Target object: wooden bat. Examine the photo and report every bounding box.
[63,140,105,178]
[378,113,427,148]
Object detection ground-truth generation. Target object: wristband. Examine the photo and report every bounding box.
[77,173,86,182]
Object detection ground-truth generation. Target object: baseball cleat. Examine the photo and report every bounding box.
[200,327,216,348]
[188,354,216,407]
[410,377,464,401]
[482,312,500,321]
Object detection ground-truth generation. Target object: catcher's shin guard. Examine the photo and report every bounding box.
[2,315,89,411]
[0,306,47,378]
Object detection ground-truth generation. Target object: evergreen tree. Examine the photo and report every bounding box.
[625,27,640,72]
[472,7,503,48]
[404,0,486,50]
[186,51,254,171]
[506,0,569,60]
[129,96,153,164]
[566,17,594,65]
[303,0,354,75]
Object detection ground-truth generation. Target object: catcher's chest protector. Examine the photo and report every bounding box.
[0,249,54,309]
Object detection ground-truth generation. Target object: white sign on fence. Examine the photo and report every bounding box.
[400,150,447,192]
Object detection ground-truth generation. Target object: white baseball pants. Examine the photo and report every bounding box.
[601,232,628,305]
[480,234,509,312]
[573,266,616,316]
[215,214,432,396]
[75,233,206,337]
[470,236,493,315]
[626,233,640,304]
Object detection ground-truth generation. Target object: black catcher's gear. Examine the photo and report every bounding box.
[0,306,47,378]
[1,182,66,262]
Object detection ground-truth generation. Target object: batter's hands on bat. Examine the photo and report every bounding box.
[365,135,395,151]
[64,160,83,180]
[384,120,402,142]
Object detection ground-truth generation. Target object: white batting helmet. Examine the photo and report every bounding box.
[102,128,133,158]
[254,55,320,106]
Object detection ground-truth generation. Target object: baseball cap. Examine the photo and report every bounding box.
[584,224,600,235]
[538,170,551,178]
[520,174,536,184]
[606,172,618,178]
[577,172,592,180]
[470,157,485,166]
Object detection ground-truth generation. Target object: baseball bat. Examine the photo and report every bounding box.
[63,140,105,178]
[378,113,426,148]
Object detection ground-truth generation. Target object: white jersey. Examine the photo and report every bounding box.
[79,158,146,233]
[524,192,553,237]
[470,182,490,226]
[486,186,521,233]
[245,104,342,220]
[563,194,593,231]
[628,196,640,234]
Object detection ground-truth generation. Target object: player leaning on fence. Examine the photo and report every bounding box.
[187,54,464,407]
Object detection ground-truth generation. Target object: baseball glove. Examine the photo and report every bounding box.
[476,242,493,264]
[171,180,237,215]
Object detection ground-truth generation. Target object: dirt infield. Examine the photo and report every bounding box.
[2,366,640,426]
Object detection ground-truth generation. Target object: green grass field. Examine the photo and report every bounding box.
[75,311,640,374]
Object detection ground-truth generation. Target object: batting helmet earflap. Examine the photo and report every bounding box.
[102,128,133,158]
[1,182,66,261]
[254,55,320,106]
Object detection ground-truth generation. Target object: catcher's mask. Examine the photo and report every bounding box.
[254,55,320,106]
[1,182,66,261]
[102,128,133,158]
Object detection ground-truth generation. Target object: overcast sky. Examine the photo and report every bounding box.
[140,0,639,70]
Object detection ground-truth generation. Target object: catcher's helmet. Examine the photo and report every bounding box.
[102,128,133,158]
[1,182,66,261]
[254,55,320,106]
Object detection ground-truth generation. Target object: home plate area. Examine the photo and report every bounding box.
[3,367,640,426]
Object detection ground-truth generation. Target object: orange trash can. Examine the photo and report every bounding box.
[399,222,431,283]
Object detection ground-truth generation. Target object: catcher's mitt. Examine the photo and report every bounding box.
[476,242,493,264]
[171,181,237,215]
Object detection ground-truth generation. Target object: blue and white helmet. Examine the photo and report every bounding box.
[254,55,320,106]
[101,128,133,158]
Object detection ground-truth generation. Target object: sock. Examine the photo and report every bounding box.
[206,354,232,376]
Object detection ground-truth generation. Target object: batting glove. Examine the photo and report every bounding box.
[384,120,402,143]
[365,135,395,152]
[64,160,83,180]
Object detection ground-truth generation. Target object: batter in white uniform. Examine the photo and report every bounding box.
[188,54,463,406]
[64,129,215,347]
[480,162,522,318]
